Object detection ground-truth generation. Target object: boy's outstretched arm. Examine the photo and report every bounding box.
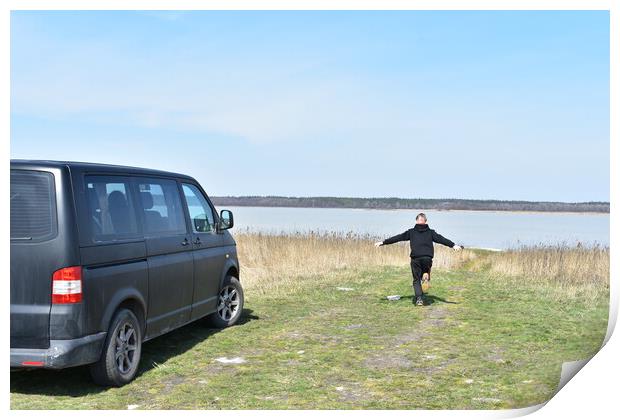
[431,230,463,250]
[374,230,410,247]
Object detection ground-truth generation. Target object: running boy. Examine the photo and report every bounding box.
[375,213,462,306]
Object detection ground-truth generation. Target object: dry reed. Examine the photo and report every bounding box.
[235,232,609,300]
[235,231,475,295]
[480,244,610,299]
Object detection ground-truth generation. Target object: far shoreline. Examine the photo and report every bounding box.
[219,204,610,216]
[211,196,609,214]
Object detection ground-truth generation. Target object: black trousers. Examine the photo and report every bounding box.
[410,257,433,298]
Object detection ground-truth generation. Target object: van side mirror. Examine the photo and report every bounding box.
[219,209,234,230]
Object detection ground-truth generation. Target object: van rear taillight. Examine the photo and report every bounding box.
[21,361,44,367]
[52,266,82,304]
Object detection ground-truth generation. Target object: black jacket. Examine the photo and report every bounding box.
[382,224,455,259]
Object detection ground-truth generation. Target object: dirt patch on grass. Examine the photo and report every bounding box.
[427,306,448,320]
[162,374,186,393]
[414,354,458,375]
[418,304,463,330]
[365,353,413,370]
[405,307,451,328]
[330,381,371,404]
[364,303,460,375]
[379,306,450,347]
[424,318,446,327]
[391,330,428,346]
[486,347,508,364]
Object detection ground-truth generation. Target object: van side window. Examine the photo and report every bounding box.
[181,184,216,233]
[10,170,57,241]
[85,176,138,240]
[137,179,187,235]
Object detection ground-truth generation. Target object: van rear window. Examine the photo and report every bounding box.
[10,170,57,241]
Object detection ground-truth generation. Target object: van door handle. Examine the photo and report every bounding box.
[181,238,190,246]
[194,237,202,245]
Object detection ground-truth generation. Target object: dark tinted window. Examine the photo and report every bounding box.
[10,170,57,241]
[137,179,187,235]
[86,176,138,241]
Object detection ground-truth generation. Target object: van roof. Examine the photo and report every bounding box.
[10,159,195,180]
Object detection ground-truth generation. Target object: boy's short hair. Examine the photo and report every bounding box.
[416,212,427,222]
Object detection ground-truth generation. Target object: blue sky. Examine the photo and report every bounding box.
[11,11,609,201]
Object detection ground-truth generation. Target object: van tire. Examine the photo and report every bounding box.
[208,276,244,328]
[90,308,142,387]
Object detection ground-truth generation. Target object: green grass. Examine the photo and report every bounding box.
[10,265,608,409]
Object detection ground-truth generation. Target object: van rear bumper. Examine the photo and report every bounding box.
[10,332,107,369]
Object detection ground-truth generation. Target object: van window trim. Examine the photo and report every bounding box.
[10,169,59,243]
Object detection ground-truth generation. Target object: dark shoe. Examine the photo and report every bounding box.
[415,296,424,306]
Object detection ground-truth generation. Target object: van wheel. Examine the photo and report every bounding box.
[208,276,244,328]
[90,308,142,387]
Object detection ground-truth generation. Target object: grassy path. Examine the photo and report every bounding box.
[10,265,608,409]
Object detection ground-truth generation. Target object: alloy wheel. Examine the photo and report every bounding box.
[115,322,137,374]
[217,286,240,321]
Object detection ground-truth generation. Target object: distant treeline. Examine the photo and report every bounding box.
[210,196,609,213]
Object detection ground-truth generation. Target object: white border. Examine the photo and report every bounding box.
[2,1,617,419]
[1,0,617,11]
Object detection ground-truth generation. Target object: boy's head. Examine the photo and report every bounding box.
[416,213,427,224]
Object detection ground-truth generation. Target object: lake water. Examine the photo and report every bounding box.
[224,206,609,250]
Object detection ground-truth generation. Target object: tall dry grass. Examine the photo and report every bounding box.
[478,244,610,299]
[235,231,475,295]
[235,232,609,300]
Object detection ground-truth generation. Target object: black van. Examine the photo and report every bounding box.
[10,160,243,386]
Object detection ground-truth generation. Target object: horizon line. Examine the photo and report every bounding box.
[210,195,610,205]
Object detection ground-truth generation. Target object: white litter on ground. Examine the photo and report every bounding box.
[423,354,438,360]
[335,386,345,391]
[198,380,208,384]
[297,350,305,354]
[522,380,534,384]
[337,287,354,291]
[464,379,474,384]
[215,357,246,364]
[127,405,140,410]
[387,295,401,301]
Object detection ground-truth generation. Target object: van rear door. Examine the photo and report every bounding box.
[10,165,79,349]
